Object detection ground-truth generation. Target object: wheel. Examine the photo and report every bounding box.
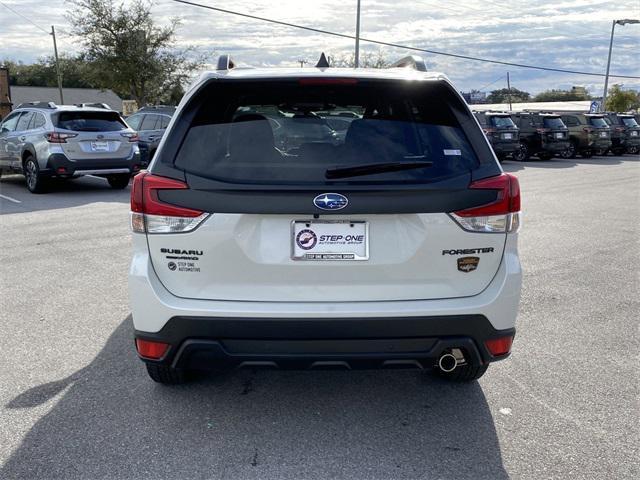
[581,149,593,158]
[512,143,528,162]
[145,363,186,384]
[537,151,553,160]
[435,363,489,382]
[627,146,639,155]
[23,156,47,193]
[560,143,576,159]
[107,173,131,189]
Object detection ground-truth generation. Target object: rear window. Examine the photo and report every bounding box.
[622,117,639,127]
[543,117,565,129]
[490,116,515,128]
[588,117,608,128]
[55,111,126,132]
[175,80,481,185]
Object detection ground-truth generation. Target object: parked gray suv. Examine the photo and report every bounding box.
[0,102,142,193]
[125,106,175,164]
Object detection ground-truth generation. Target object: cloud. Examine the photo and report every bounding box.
[1,0,638,94]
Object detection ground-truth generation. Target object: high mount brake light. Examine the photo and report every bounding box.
[298,78,359,85]
[130,172,209,234]
[45,132,78,143]
[450,173,521,233]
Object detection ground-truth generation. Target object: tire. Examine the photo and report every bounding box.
[23,155,47,193]
[107,173,131,189]
[560,143,576,159]
[435,363,489,382]
[581,149,593,158]
[512,143,528,162]
[627,146,639,155]
[145,363,186,384]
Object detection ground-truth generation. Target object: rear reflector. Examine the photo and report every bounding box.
[485,336,514,356]
[135,339,169,359]
[450,173,521,233]
[130,172,209,234]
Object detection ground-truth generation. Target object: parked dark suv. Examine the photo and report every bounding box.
[511,112,569,160]
[559,113,611,158]
[126,106,176,164]
[603,113,640,155]
[473,111,520,161]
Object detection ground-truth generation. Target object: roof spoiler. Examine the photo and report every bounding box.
[389,55,427,72]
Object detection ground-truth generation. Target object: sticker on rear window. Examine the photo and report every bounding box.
[444,149,461,156]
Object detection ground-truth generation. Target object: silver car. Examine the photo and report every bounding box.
[0,102,142,193]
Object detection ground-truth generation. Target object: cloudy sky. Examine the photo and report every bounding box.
[1,0,639,95]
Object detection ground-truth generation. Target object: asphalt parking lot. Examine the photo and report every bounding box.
[0,156,638,479]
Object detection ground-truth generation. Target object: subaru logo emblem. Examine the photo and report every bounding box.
[313,193,348,210]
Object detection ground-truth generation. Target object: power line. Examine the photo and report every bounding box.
[477,75,507,92]
[171,0,640,79]
[0,1,50,35]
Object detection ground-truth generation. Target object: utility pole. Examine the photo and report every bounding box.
[51,25,64,104]
[298,59,307,68]
[602,19,639,112]
[354,0,361,68]
[506,72,512,111]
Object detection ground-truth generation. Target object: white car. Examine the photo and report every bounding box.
[129,54,522,384]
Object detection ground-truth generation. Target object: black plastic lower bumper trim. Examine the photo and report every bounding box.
[135,315,515,371]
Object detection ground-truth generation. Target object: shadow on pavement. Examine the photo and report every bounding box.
[2,317,508,480]
[0,174,129,215]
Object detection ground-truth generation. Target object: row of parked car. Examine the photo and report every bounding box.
[474,111,640,161]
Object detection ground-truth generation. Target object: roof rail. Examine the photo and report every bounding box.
[217,54,235,71]
[16,101,57,109]
[389,55,427,72]
[316,52,330,68]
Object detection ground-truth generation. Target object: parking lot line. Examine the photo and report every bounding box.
[0,193,21,203]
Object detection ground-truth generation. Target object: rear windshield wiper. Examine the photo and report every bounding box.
[325,160,433,179]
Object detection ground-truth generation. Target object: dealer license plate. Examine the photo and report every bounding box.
[556,132,564,139]
[90,141,109,152]
[503,133,512,139]
[599,131,607,138]
[292,220,369,261]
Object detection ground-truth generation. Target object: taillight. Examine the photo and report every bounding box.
[449,173,521,233]
[583,127,594,134]
[130,172,209,234]
[121,132,139,142]
[45,132,78,143]
[536,128,550,134]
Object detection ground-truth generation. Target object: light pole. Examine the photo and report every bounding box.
[51,26,64,105]
[354,0,361,68]
[602,19,639,112]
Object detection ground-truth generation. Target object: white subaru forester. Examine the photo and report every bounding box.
[129,55,522,384]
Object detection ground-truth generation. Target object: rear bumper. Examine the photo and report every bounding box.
[135,315,515,370]
[490,141,520,154]
[541,141,569,152]
[129,233,521,370]
[43,152,142,176]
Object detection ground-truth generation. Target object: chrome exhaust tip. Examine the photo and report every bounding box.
[438,353,458,373]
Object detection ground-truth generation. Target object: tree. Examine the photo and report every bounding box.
[1,56,94,88]
[486,87,530,104]
[67,0,205,105]
[605,85,640,112]
[329,50,390,68]
[533,89,591,102]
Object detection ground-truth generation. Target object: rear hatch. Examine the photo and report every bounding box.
[142,77,516,302]
[620,116,640,141]
[54,110,134,160]
[488,115,519,143]
[542,116,568,143]
[587,116,611,141]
